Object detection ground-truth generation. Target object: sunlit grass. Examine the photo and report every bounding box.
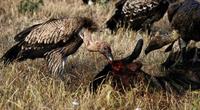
[0,0,200,109]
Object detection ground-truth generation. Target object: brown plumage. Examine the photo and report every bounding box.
[168,0,200,42]
[1,17,113,76]
[90,39,144,92]
[146,0,200,63]
[145,31,180,54]
[106,0,176,33]
[90,39,200,93]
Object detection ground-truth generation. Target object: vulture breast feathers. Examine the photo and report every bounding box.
[1,17,98,76]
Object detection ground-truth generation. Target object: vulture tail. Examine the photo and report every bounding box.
[106,0,126,32]
[1,43,22,65]
[106,14,121,32]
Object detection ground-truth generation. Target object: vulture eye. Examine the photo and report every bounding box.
[104,47,108,50]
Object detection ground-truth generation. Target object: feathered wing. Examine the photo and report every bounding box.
[17,18,85,45]
[123,0,160,18]
[144,70,200,93]
[106,0,127,31]
[106,0,168,31]
[1,17,85,64]
[14,23,42,42]
[170,0,200,41]
[45,36,83,75]
[1,42,22,65]
[45,49,67,76]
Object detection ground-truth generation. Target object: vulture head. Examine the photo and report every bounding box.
[79,18,113,62]
[86,40,113,62]
[90,39,144,92]
[80,18,113,62]
[97,41,113,62]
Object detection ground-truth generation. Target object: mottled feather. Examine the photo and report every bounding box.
[1,17,96,76]
[106,0,171,32]
[22,17,85,45]
[123,0,159,17]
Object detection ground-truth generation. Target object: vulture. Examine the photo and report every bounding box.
[106,0,176,33]
[90,39,200,93]
[145,30,180,54]
[145,0,200,64]
[1,17,113,76]
[90,39,144,92]
[162,46,200,68]
[167,0,200,63]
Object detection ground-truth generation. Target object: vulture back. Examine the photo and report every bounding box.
[106,0,171,32]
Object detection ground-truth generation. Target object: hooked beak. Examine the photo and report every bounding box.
[105,52,114,62]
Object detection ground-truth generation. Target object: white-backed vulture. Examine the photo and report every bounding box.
[106,0,176,33]
[1,17,113,76]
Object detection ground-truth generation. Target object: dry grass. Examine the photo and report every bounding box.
[0,0,200,109]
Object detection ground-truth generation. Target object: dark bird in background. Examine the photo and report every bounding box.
[145,0,200,64]
[144,31,200,68]
[1,17,113,76]
[106,0,176,34]
[145,31,179,55]
[144,31,181,68]
[90,39,200,93]
[166,0,200,63]
[161,45,200,68]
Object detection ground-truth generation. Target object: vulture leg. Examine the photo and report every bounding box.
[141,19,152,35]
[45,50,67,78]
[142,15,160,35]
[173,38,188,66]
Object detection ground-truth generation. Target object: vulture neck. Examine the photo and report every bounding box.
[79,28,100,52]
